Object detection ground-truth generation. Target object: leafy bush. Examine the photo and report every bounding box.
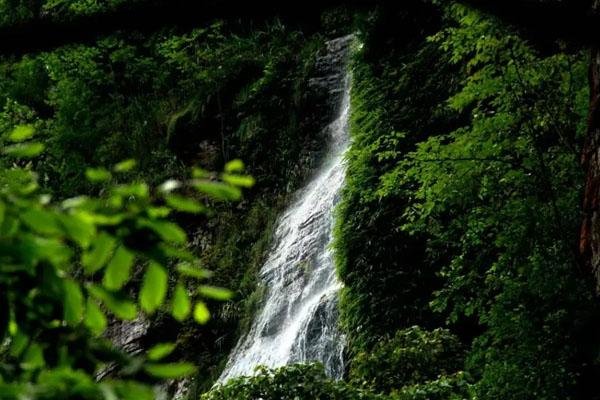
[334,0,461,356]
[0,126,253,398]
[393,373,471,400]
[350,327,464,394]
[404,4,599,400]
[204,364,385,400]
[204,362,471,400]
[336,2,600,400]
[0,19,330,389]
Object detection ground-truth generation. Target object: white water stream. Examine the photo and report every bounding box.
[218,35,352,383]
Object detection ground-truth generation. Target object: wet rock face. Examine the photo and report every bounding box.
[97,317,150,380]
[310,35,354,112]
[291,295,345,379]
[218,35,353,383]
[106,317,150,353]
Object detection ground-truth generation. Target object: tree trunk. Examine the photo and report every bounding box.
[580,1,600,291]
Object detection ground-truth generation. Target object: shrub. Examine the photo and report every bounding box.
[204,364,385,400]
[350,327,464,394]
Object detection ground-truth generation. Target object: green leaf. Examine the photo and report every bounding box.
[82,232,116,274]
[88,285,137,320]
[147,343,176,361]
[191,167,209,179]
[140,262,167,314]
[113,183,149,198]
[3,142,44,158]
[23,235,72,266]
[224,159,245,173]
[171,283,191,321]
[0,202,6,227]
[88,213,124,226]
[8,125,35,142]
[63,280,84,325]
[10,332,28,357]
[58,213,96,248]
[147,206,170,219]
[103,246,135,290]
[222,173,255,188]
[85,168,112,183]
[194,181,241,201]
[138,219,187,244]
[20,343,45,370]
[199,285,233,301]
[114,159,137,172]
[176,262,212,279]
[165,194,206,214]
[21,209,61,236]
[144,362,197,379]
[112,381,155,400]
[193,302,210,324]
[84,297,107,335]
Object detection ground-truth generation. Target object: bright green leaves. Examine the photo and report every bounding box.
[113,182,149,199]
[21,343,45,371]
[172,283,191,321]
[221,173,255,189]
[88,285,137,321]
[110,381,155,400]
[8,125,35,142]
[165,194,205,214]
[198,286,233,301]
[102,246,135,290]
[193,302,210,324]
[0,146,249,396]
[138,219,187,244]
[140,262,167,314]
[222,160,255,187]
[177,262,212,279]
[3,142,45,158]
[147,342,176,361]
[58,212,96,248]
[224,159,245,173]
[191,158,255,202]
[193,181,242,201]
[113,159,137,172]
[85,168,112,183]
[63,280,84,325]
[82,232,116,274]
[21,209,61,236]
[144,362,197,379]
[4,126,41,159]
[84,298,107,335]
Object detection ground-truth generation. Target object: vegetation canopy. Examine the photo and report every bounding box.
[0,1,599,400]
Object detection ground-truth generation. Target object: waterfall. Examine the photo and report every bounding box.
[218,35,353,383]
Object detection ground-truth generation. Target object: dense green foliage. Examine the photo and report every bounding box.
[350,327,464,394]
[0,1,599,399]
[334,2,600,399]
[204,364,384,400]
[334,1,461,352]
[0,15,332,393]
[204,362,471,400]
[0,125,251,398]
[407,6,596,399]
[0,0,147,26]
[0,22,324,196]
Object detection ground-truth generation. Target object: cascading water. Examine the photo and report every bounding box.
[218,35,353,383]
